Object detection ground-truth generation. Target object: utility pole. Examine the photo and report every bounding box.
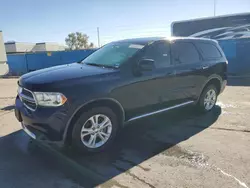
[97,27,100,47]
[214,0,217,16]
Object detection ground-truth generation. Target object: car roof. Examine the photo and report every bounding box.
[115,37,165,45]
[167,36,218,43]
[114,36,218,45]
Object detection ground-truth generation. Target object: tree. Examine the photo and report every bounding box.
[89,42,94,48]
[65,32,94,50]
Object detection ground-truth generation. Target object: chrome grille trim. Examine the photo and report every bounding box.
[19,88,37,111]
[19,94,36,103]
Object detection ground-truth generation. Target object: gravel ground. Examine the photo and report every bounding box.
[0,78,249,188]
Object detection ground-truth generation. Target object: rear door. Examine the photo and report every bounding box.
[195,41,226,76]
[171,41,204,102]
[195,41,227,91]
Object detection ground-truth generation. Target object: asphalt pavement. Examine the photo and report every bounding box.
[0,78,249,188]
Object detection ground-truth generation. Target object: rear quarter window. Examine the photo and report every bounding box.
[196,42,222,59]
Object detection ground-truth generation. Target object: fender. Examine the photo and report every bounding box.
[62,97,125,142]
[196,74,223,103]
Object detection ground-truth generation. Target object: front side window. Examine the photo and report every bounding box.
[141,41,171,68]
[82,42,144,68]
[172,42,200,64]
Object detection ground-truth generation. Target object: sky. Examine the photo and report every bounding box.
[0,0,250,46]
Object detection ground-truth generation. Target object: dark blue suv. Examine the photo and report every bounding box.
[15,37,227,153]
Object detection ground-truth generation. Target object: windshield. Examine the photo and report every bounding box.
[82,42,144,68]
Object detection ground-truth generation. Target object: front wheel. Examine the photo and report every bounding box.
[197,85,218,112]
[71,107,118,153]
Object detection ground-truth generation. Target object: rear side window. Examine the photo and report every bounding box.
[171,42,200,64]
[196,42,222,59]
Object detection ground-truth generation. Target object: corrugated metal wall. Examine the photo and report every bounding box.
[7,49,96,75]
[7,54,27,75]
[218,38,250,75]
[6,39,250,76]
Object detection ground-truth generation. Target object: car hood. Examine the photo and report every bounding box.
[19,63,118,90]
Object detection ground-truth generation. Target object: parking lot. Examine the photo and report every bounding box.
[0,78,250,188]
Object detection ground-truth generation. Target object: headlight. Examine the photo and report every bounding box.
[34,92,67,107]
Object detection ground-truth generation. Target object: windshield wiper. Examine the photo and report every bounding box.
[85,63,103,67]
[85,63,117,69]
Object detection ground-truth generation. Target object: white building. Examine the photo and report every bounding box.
[0,31,8,76]
[32,42,65,52]
[4,42,65,53]
[5,42,35,53]
[0,31,7,63]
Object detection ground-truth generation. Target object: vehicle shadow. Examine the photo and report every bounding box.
[0,105,15,111]
[0,131,84,188]
[61,105,222,187]
[0,106,221,187]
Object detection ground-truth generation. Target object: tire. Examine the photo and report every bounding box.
[71,107,119,153]
[197,85,218,113]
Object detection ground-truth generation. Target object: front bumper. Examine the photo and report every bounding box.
[15,96,70,142]
[220,80,227,94]
[22,123,36,139]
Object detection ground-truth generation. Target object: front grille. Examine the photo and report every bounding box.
[19,88,37,111]
[22,89,34,99]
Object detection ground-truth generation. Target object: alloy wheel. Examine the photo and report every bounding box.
[80,114,112,148]
[204,89,217,110]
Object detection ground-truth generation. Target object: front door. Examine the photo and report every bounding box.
[119,41,177,119]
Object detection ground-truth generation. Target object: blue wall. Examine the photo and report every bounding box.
[6,39,250,76]
[7,49,96,75]
[7,54,27,75]
[218,38,250,75]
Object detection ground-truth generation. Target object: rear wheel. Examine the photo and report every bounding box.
[197,85,218,112]
[71,107,118,153]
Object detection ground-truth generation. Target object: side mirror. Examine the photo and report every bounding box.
[138,59,155,71]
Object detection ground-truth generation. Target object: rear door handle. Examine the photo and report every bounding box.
[202,66,209,70]
[191,66,209,71]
